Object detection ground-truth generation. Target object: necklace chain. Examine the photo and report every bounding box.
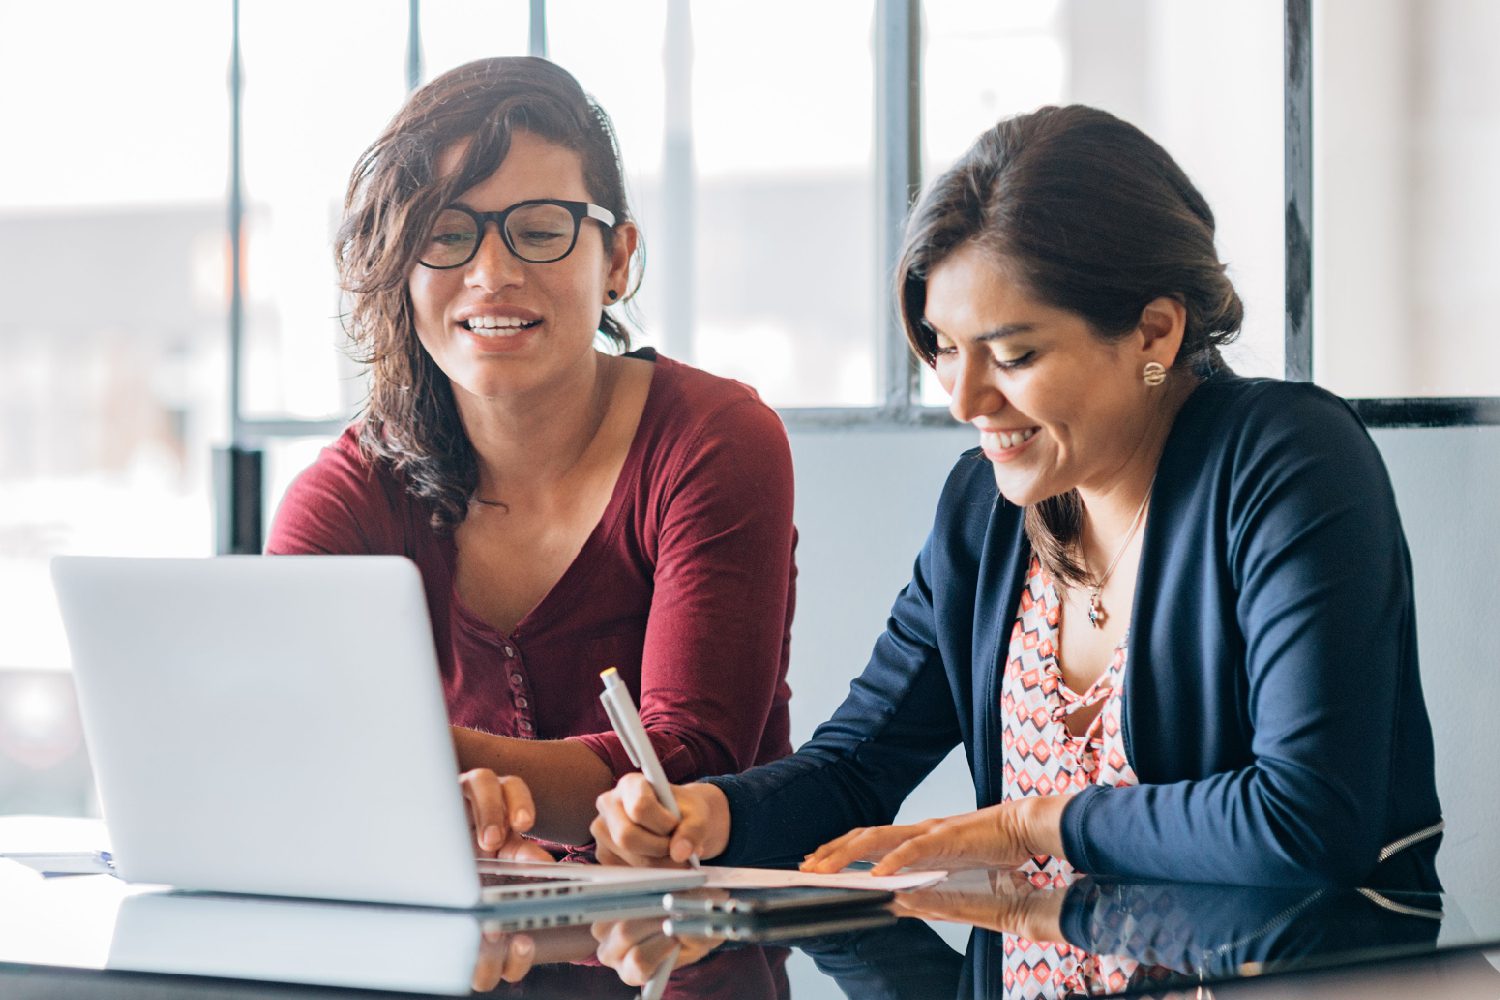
[1085,479,1155,629]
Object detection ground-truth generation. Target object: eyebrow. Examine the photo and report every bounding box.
[923,319,1038,342]
[446,200,511,215]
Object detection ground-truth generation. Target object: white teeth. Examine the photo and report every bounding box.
[984,428,1038,451]
[465,316,537,335]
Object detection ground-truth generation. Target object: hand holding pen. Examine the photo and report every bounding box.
[595,668,731,868]
[592,917,703,999]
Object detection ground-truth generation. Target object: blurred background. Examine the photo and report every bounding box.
[1,1,1496,879]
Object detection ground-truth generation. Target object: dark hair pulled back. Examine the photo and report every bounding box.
[896,105,1244,588]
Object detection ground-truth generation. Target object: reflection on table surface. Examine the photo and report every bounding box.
[2,858,1499,999]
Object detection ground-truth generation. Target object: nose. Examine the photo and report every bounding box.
[465,221,525,291]
[947,353,1005,425]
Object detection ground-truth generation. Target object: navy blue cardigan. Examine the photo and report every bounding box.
[707,374,1443,890]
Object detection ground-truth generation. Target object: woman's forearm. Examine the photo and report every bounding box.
[452,727,615,845]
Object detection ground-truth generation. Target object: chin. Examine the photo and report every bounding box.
[990,466,1061,509]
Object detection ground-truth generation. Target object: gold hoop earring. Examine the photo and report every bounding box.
[1143,361,1167,386]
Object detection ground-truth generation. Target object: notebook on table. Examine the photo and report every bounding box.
[51,555,702,909]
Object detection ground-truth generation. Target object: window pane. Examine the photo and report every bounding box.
[421,1,530,79]
[264,438,340,531]
[552,0,880,406]
[1315,0,1500,398]
[0,2,228,690]
[921,0,1285,386]
[922,0,1067,170]
[238,1,407,420]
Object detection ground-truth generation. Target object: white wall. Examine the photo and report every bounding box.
[785,421,1500,895]
[1371,424,1500,895]
[784,425,976,826]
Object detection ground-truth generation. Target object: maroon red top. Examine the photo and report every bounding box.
[266,351,796,784]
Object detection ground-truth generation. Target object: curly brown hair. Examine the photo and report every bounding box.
[337,57,640,533]
[896,105,1244,588]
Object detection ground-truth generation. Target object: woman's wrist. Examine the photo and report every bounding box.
[1013,886,1067,943]
[1019,793,1073,860]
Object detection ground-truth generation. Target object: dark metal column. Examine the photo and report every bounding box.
[1284,0,1314,382]
[214,446,264,555]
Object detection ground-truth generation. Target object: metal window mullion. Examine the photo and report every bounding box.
[529,0,548,58]
[875,0,921,418]
[229,0,245,443]
[407,0,422,90]
[1284,0,1313,381]
[218,0,264,554]
[659,0,695,363]
[236,418,352,442]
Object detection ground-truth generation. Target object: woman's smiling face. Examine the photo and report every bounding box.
[926,241,1158,507]
[406,128,635,401]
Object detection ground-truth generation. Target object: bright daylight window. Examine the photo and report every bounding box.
[918,0,1285,405]
[1314,0,1500,398]
[0,2,229,812]
[238,1,409,422]
[548,0,880,407]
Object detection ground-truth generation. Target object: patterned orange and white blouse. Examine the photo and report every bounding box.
[1000,555,1165,997]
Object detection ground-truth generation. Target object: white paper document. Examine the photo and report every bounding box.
[0,851,115,877]
[697,866,946,891]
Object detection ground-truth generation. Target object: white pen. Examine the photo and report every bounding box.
[639,942,680,1000]
[599,667,701,868]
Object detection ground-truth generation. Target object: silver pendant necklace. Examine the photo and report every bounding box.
[1085,481,1155,629]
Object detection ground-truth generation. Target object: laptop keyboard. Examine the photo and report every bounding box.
[479,872,580,890]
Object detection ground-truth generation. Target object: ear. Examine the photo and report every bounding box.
[1136,296,1187,368]
[605,221,639,301]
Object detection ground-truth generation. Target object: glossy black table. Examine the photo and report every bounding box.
[2,823,1498,999]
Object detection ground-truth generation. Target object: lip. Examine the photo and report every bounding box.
[978,427,1040,462]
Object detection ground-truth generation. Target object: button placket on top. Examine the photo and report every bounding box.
[502,640,535,737]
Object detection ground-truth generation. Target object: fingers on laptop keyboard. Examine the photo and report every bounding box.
[459,769,537,857]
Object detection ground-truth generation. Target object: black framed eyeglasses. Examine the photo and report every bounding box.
[417,199,617,269]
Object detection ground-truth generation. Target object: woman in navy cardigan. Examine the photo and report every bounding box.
[584,105,1444,890]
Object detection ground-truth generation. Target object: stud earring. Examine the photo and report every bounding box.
[1143,361,1167,386]
[606,289,619,302]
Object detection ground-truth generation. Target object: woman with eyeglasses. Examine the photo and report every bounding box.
[584,105,1444,894]
[266,57,796,860]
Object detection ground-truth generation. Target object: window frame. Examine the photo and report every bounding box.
[216,0,1500,554]
[1283,0,1499,430]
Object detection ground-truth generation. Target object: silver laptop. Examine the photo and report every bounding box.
[51,555,703,909]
